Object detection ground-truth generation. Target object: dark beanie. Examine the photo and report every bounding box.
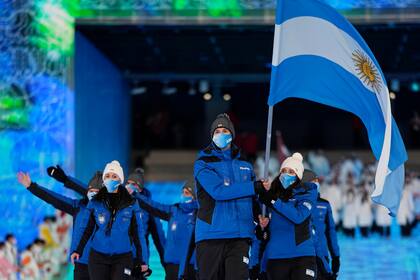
[302,170,318,183]
[88,171,103,190]
[128,168,145,188]
[210,113,235,138]
[182,179,196,199]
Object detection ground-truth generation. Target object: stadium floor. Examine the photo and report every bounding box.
[60,225,419,280]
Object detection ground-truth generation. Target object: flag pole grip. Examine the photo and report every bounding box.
[262,105,274,217]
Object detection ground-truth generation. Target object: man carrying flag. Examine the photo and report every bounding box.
[265,0,407,217]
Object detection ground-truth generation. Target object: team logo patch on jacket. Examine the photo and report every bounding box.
[98,214,106,224]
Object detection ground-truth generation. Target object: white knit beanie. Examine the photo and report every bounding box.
[103,160,124,183]
[280,152,304,180]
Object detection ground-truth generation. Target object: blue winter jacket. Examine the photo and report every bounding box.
[194,144,258,242]
[135,193,198,278]
[135,188,166,265]
[265,182,318,259]
[312,196,340,273]
[75,186,147,264]
[27,183,92,264]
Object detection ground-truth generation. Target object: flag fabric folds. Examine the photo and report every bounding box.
[268,0,407,215]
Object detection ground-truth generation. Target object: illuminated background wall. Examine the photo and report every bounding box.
[0,0,75,248]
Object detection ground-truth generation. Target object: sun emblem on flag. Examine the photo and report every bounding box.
[352,50,382,93]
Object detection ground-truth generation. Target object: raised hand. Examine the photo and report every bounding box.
[46,165,68,183]
[17,172,31,188]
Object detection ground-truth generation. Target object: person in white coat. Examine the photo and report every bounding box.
[357,185,373,237]
[4,234,18,280]
[342,184,358,238]
[321,176,343,229]
[398,182,415,237]
[375,204,391,237]
[20,243,41,280]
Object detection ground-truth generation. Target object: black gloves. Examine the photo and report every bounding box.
[258,188,277,206]
[255,225,270,242]
[249,265,261,280]
[47,165,68,183]
[132,261,152,278]
[331,256,340,276]
[254,180,265,195]
[254,180,277,206]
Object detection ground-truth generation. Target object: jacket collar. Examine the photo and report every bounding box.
[201,143,241,160]
[93,185,135,211]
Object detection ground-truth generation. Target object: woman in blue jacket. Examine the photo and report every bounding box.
[303,171,340,280]
[126,168,166,269]
[71,160,148,280]
[17,170,102,280]
[257,153,318,280]
[134,182,198,280]
[194,113,267,280]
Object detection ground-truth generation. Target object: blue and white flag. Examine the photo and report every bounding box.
[268,0,407,215]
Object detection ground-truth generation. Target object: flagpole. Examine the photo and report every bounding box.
[262,105,274,217]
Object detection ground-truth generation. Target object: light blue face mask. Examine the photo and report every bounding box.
[212,133,232,149]
[180,195,192,203]
[87,191,97,200]
[126,183,138,194]
[314,182,320,192]
[104,179,120,193]
[279,173,297,189]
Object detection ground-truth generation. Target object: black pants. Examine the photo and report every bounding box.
[196,239,250,280]
[266,257,317,280]
[165,263,197,280]
[379,226,391,237]
[360,227,370,237]
[74,262,90,280]
[88,250,133,280]
[343,228,355,238]
[401,225,412,237]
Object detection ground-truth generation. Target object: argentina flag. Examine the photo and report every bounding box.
[268,0,408,215]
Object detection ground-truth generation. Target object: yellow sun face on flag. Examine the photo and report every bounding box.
[352,50,382,93]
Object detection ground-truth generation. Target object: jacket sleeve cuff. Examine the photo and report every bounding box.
[28,182,37,189]
[272,199,283,210]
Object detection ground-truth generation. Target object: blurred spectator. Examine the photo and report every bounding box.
[320,176,343,228]
[339,155,363,185]
[342,178,358,238]
[0,242,18,279]
[398,179,415,237]
[255,155,279,180]
[4,233,18,279]
[307,150,330,177]
[411,172,420,226]
[357,184,373,238]
[20,243,40,279]
[375,204,391,237]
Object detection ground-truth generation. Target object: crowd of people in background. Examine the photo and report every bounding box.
[0,212,72,279]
